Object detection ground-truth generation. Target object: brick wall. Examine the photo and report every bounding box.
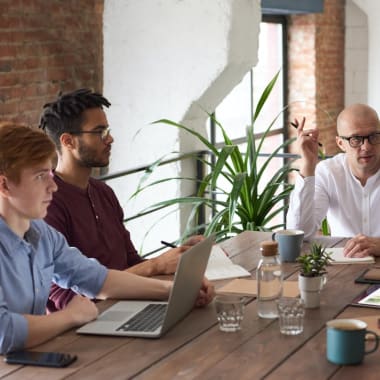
[0,0,103,126]
[288,0,345,156]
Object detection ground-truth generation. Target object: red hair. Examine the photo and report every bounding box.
[0,122,56,183]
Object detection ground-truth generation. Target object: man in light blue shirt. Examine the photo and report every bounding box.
[0,218,108,353]
[0,122,214,354]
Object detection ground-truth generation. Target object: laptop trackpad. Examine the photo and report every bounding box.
[98,310,135,322]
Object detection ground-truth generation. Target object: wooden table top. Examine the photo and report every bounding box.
[1,231,379,379]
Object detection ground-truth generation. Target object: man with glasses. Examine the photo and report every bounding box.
[39,89,203,312]
[287,103,380,258]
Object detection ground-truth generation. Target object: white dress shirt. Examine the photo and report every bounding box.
[286,153,380,239]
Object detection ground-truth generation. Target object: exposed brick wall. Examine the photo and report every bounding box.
[0,0,103,126]
[288,0,345,156]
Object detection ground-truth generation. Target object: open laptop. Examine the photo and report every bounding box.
[76,235,214,338]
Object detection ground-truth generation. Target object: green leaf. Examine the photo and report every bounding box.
[129,70,296,242]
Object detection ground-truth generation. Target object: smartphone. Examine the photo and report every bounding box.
[4,350,77,368]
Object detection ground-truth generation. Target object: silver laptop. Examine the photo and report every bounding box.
[76,235,214,338]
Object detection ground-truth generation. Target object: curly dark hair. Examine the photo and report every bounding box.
[39,88,111,152]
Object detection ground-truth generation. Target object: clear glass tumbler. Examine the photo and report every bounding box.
[276,297,305,335]
[214,295,245,332]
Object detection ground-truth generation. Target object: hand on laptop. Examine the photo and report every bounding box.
[195,278,215,307]
[66,295,99,324]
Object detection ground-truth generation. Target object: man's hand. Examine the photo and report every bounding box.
[195,278,215,307]
[152,246,190,275]
[343,234,380,257]
[294,117,320,177]
[152,236,205,275]
[65,295,99,325]
[183,235,205,246]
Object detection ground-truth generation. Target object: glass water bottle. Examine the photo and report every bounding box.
[257,241,283,319]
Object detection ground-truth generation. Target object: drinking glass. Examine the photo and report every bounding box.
[214,295,245,332]
[277,297,305,335]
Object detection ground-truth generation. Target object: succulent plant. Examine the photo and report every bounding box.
[297,243,333,277]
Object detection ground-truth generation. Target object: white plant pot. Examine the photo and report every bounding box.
[298,274,327,309]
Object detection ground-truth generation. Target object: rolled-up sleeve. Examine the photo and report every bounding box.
[44,224,108,299]
[0,288,28,354]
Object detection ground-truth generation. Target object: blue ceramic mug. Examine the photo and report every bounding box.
[272,229,304,262]
[326,319,379,365]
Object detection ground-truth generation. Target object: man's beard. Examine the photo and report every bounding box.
[77,140,109,168]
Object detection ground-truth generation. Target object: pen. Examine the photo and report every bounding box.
[290,122,323,147]
[161,240,177,248]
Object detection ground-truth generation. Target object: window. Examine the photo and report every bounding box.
[209,17,288,229]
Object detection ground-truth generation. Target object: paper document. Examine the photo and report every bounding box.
[217,279,299,297]
[328,247,375,264]
[205,245,251,280]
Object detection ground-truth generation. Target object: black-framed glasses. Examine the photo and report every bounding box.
[339,133,380,148]
[71,127,111,142]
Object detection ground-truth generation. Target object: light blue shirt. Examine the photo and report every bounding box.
[0,218,108,354]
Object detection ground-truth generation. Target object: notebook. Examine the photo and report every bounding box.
[205,245,251,280]
[76,235,214,338]
[328,247,375,264]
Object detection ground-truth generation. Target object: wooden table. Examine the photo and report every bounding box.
[1,231,379,379]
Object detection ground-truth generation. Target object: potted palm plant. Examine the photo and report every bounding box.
[297,243,333,308]
[129,71,297,243]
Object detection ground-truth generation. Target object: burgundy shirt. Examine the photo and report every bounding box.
[45,175,142,311]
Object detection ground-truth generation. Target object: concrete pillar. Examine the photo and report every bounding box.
[103,0,260,250]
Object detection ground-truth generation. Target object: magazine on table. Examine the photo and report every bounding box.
[351,285,380,309]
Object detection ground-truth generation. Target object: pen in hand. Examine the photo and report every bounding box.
[290,122,323,147]
[161,240,177,248]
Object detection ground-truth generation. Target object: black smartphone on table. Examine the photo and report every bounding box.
[4,350,77,368]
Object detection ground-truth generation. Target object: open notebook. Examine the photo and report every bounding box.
[328,247,375,264]
[205,245,251,280]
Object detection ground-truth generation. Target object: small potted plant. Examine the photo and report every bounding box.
[297,243,333,308]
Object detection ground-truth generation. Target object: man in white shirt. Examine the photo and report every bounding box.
[287,103,380,258]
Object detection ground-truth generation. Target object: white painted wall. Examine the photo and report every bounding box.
[350,0,380,113]
[103,0,260,252]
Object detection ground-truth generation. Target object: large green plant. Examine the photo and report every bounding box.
[130,71,297,242]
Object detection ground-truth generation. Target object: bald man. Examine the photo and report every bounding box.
[287,103,380,258]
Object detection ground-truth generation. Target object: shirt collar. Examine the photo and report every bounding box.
[0,218,41,256]
[344,155,380,186]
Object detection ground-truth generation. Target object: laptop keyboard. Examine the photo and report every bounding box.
[116,303,167,332]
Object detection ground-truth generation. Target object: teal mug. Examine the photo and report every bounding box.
[326,319,379,365]
[272,229,304,262]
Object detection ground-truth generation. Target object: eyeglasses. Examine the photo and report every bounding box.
[339,133,380,148]
[71,127,111,142]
